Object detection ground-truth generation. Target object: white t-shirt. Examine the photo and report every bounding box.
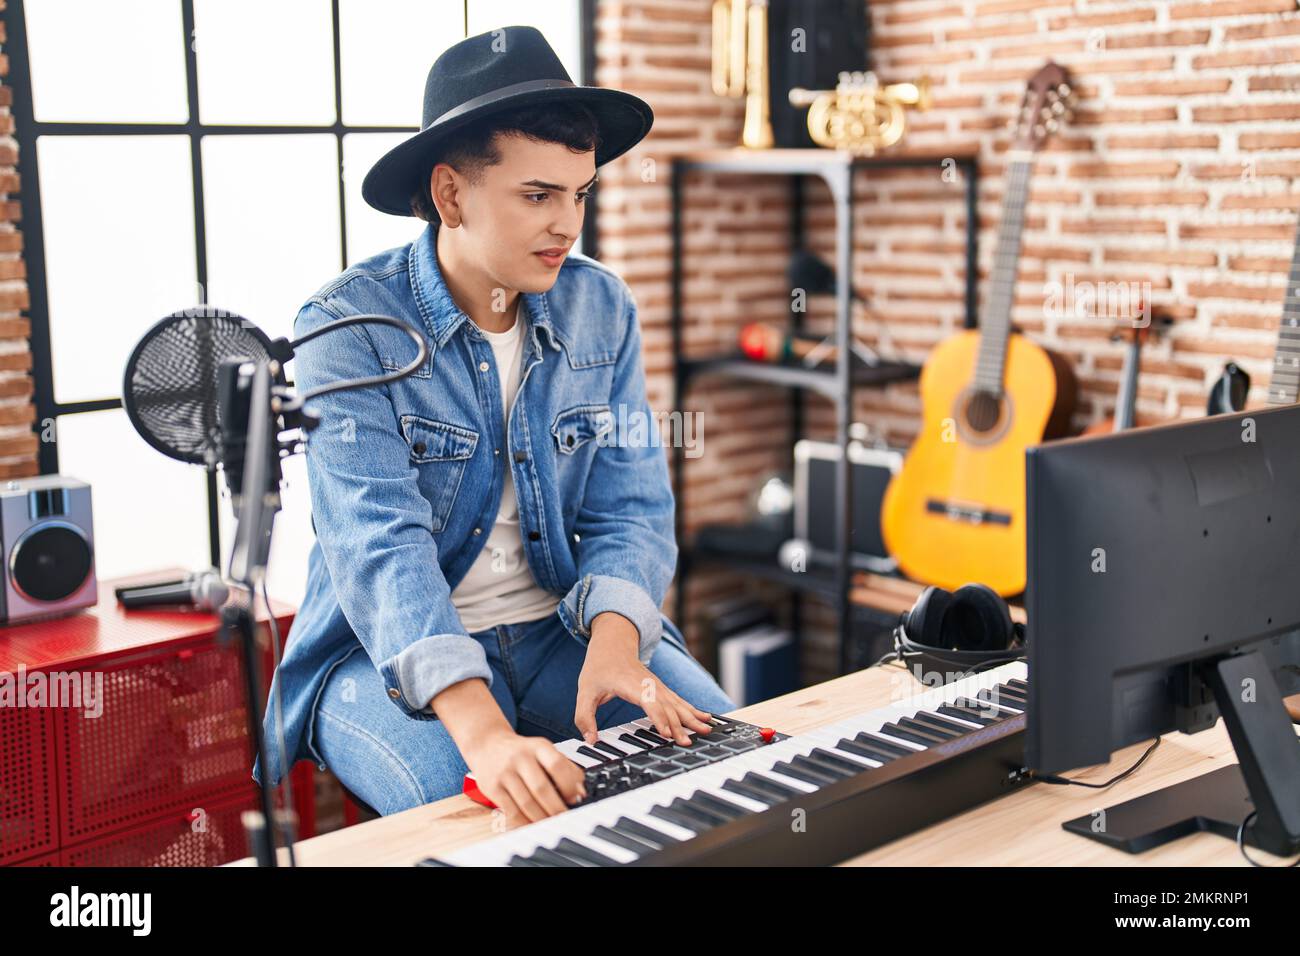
[450,299,561,633]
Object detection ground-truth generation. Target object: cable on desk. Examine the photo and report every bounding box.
[1236,810,1300,868]
[1030,737,1160,789]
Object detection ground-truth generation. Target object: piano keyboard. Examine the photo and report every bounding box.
[463,714,791,808]
[424,661,1031,867]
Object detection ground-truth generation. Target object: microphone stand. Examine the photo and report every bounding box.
[221,358,287,867]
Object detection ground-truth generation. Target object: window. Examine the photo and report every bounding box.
[9,0,591,602]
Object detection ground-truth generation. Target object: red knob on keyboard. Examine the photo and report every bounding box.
[462,772,498,809]
[760,728,775,743]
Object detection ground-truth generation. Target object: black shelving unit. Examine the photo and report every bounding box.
[670,147,980,677]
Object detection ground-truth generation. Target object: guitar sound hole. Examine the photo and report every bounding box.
[964,391,1004,434]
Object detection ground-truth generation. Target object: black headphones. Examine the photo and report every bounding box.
[893,583,1026,679]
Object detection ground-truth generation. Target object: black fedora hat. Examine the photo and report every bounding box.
[361,25,654,217]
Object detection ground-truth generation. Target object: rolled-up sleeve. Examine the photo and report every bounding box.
[295,299,491,717]
[558,284,678,665]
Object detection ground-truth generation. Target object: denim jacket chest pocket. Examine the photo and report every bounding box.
[399,414,478,532]
[551,403,614,455]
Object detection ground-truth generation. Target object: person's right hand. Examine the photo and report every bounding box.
[464,729,587,827]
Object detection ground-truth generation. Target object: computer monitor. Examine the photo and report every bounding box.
[1024,402,1300,857]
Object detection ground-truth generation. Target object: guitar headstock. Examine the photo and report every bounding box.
[1009,61,1075,151]
[1108,301,1172,347]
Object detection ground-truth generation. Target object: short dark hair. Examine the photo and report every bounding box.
[410,102,602,223]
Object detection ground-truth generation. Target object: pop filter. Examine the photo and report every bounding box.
[122,308,292,467]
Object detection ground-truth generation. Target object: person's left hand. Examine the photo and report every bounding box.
[574,611,714,747]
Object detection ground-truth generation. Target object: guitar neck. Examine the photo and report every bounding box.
[974,158,1034,394]
[1272,216,1300,405]
[1114,337,1142,432]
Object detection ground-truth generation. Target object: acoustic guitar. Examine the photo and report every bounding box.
[880,63,1078,598]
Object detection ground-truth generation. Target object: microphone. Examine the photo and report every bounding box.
[122,305,430,526]
[117,568,230,611]
[122,306,428,485]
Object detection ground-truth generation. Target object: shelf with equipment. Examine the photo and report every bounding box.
[679,351,920,398]
[670,147,980,678]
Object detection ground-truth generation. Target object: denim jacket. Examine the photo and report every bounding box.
[253,222,677,789]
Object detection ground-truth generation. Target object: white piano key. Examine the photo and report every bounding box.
[865,729,929,751]
[620,809,698,843]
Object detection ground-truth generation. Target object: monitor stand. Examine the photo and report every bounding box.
[1062,650,1300,858]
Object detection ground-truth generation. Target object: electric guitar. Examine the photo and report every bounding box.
[1083,309,1169,436]
[880,63,1078,598]
[1207,207,1300,414]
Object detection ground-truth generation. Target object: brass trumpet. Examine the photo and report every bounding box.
[789,71,932,155]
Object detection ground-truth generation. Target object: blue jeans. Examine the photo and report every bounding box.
[310,612,736,815]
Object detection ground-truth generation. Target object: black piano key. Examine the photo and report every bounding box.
[740,771,802,800]
[938,703,998,726]
[529,846,583,867]
[912,711,978,736]
[555,837,621,867]
[835,737,897,763]
[593,741,628,759]
[592,824,657,857]
[956,695,1019,717]
[613,815,683,847]
[689,790,753,820]
[721,777,784,806]
[1006,678,1028,692]
[507,855,545,866]
[880,721,945,746]
[618,733,654,750]
[853,732,917,759]
[649,802,716,834]
[899,716,962,740]
[791,753,855,780]
[576,745,610,762]
[670,796,731,827]
[806,747,871,775]
[635,729,671,746]
[772,758,838,787]
[975,690,1023,712]
[993,683,1028,704]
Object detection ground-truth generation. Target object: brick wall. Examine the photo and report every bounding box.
[593,0,1300,680]
[0,0,36,479]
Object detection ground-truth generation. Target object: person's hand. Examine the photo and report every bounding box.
[574,612,715,747]
[463,727,587,827]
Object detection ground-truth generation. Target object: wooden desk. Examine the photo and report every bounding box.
[244,662,1299,867]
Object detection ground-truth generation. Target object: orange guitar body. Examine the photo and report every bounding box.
[881,330,1075,597]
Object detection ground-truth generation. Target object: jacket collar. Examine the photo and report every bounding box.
[408,221,559,357]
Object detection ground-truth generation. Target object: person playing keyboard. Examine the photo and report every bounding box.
[252,28,735,827]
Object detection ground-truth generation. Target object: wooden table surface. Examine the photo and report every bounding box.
[238,661,1299,867]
